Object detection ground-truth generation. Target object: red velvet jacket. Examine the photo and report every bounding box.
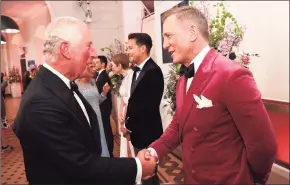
[150,49,277,184]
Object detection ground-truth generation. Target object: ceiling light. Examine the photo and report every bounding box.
[1,15,20,34]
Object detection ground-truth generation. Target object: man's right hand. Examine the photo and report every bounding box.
[137,150,157,179]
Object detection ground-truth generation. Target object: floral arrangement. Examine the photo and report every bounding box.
[164,1,259,114]
[8,67,21,83]
[163,64,181,115]
[237,52,260,69]
[101,39,127,61]
[108,74,124,97]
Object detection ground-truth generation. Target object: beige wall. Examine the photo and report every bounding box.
[46,1,124,55]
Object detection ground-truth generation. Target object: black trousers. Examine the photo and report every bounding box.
[134,147,160,185]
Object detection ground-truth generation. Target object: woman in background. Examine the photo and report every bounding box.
[110,53,134,158]
[76,57,112,157]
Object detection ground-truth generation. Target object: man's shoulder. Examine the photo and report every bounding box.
[146,58,163,74]
[213,54,245,75]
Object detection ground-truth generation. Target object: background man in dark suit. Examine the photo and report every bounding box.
[12,16,157,184]
[123,33,164,185]
[94,55,113,156]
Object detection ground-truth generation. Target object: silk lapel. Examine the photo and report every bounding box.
[179,49,218,125]
[130,58,153,96]
[38,66,92,131]
[80,95,101,146]
[175,76,187,118]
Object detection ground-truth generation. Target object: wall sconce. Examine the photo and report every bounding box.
[1,15,20,34]
[1,34,7,44]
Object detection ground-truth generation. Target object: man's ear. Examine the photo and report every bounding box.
[141,45,147,54]
[60,41,71,60]
[189,25,198,42]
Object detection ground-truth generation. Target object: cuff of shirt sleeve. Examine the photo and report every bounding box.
[135,158,142,184]
[148,147,159,163]
[124,124,132,133]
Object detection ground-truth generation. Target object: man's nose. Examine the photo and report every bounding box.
[163,40,169,50]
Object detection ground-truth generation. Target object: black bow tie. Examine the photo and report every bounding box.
[70,81,79,92]
[180,63,195,78]
[132,66,141,72]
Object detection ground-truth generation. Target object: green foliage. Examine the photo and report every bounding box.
[109,74,123,97]
[209,2,244,48]
[163,64,181,115]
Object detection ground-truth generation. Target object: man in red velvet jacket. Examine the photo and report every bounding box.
[143,6,278,184]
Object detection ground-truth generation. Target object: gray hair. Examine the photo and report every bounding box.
[43,16,83,63]
[162,6,209,41]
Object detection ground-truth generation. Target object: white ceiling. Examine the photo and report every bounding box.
[1,0,48,25]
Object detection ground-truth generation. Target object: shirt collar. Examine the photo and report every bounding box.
[98,69,105,74]
[42,62,71,89]
[137,57,150,70]
[190,45,210,71]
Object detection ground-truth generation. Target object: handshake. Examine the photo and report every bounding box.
[136,149,158,180]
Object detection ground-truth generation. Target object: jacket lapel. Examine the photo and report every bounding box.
[130,58,154,96]
[175,76,187,118]
[38,66,92,131]
[179,49,218,125]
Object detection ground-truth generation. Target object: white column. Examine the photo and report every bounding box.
[121,1,143,42]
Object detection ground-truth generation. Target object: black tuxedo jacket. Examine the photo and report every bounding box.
[125,58,164,149]
[13,66,137,184]
[96,70,113,155]
[96,70,112,116]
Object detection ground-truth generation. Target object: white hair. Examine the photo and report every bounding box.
[43,16,85,63]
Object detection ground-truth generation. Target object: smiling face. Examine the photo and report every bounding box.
[162,15,196,65]
[126,39,145,64]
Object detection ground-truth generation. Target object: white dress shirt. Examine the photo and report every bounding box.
[43,63,91,126]
[135,56,150,80]
[186,45,211,92]
[43,63,142,183]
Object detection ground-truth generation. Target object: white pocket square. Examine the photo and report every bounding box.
[193,94,213,109]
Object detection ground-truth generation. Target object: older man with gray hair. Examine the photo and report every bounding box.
[13,16,157,184]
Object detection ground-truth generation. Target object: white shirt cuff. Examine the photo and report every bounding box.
[124,124,132,133]
[148,148,159,163]
[101,92,106,97]
[134,158,142,184]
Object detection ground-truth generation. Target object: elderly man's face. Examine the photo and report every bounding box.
[65,26,92,79]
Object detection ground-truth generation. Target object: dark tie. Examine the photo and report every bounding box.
[180,63,195,78]
[130,66,141,95]
[132,66,141,82]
